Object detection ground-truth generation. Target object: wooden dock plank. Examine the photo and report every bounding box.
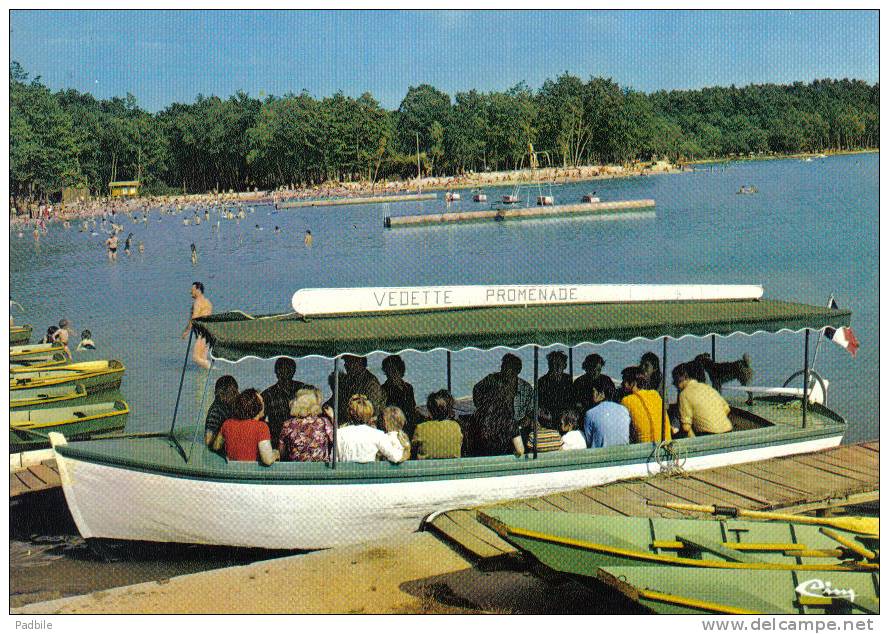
[687,467,799,506]
[446,510,515,555]
[11,469,45,493]
[735,459,869,499]
[579,485,645,516]
[792,454,876,482]
[554,490,623,516]
[429,442,879,561]
[27,464,60,486]
[10,474,29,498]
[427,512,510,560]
[646,475,763,508]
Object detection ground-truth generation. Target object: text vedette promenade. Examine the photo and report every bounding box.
[373,286,580,308]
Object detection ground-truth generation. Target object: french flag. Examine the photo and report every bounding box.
[825,299,860,357]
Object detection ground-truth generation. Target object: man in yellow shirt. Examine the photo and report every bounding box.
[673,363,733,437]
[620,366,671,443]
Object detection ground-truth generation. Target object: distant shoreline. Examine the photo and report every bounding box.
[10,149,877,221]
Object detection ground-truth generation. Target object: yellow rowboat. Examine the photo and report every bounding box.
[11,400,129,452]
[10,383,89,410]
[10,352,69,369]
[10,360,125,394]
[10,342,66,361]
[10,324,32,345]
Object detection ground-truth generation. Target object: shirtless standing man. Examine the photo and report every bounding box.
[182,282,213,369]
[105,233,118,262]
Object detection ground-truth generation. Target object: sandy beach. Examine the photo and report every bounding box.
[12,531,617,615]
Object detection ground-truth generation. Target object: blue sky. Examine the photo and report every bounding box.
[9,10,879,112]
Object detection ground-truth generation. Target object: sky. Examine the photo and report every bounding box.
[9,9,880,112]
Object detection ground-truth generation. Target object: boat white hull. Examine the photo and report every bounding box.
[52,434,842,550]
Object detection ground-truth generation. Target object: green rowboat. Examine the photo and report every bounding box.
[10,360,125,394]
[10,324,32,345]
[11,400,129,452]
[477,509,878,572]
[596,566,878,614]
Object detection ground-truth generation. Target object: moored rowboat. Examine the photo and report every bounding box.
[10,324,32,345]
[10,342,66,361]
[596,566,878,614]
[10,383,96,410]
[10,352,69,369]
[477,509,878,573]
[10,360,125,393]
[11,400,129,452]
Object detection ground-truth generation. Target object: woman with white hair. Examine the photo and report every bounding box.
[278,387,334,462]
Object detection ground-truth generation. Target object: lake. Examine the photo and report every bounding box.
[10,152,879,446]
[8,152,879,606]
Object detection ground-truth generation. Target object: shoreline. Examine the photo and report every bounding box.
[9,149,876,224]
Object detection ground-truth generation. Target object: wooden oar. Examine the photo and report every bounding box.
[820,528,877,560]
[648,501,879,537]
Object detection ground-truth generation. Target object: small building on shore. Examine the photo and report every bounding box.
[109,180,141,198]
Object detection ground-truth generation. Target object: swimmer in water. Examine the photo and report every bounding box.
[76,329,96,351]
[138,241,144,254]
[124,233,133,256]
[191,243,198,265]
[304,229,313,247]
[274,226,280,234]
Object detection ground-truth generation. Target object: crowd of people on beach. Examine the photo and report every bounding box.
[203,348,735,466]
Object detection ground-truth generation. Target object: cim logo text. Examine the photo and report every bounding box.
[795,578,856,603]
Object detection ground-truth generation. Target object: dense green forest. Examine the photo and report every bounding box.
[10,61,879,199]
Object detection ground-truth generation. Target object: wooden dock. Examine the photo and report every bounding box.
[385,199,655,227]
[277,193,437,209]
[425,441,879,561]
[10,458,62,499]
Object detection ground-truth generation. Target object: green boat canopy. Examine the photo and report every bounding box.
[191,298,851,361]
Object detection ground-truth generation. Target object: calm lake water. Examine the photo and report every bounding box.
[8,152,879,607]
[10,153,879,444]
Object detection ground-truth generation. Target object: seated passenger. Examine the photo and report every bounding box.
[473,353,534,429]
[673,363,733,437]
[412,390,463,460]
[204,375,239,445]
[573,354,615,413]
[214,388,279,465]
[261,357,309,444]
[537,350,573,429]
[583,375,631,449]
[469,381,524,457]
[337,356,386,424]
[559,409,587,451]
[525,425,563,453]
[336,394,405,464]
[380,406,411,462]
[381,354,420,438]
[620,367,672,444]
[640,352,663,391]
[279,388,334,462]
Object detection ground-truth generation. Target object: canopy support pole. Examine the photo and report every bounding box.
[661,336,668,440]
[532,346,539,459]
[187,359,215,463]
[568,347,574,379]
[809,292,834,380]
[332,356,340,469]
[168,329,194,462]
[802,329,809,429]
[711,334,718,392]
[446,351,452,394]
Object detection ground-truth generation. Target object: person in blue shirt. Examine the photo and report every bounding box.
[583,375,631,449]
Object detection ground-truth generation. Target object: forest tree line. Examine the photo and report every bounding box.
[10,61,879,199]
